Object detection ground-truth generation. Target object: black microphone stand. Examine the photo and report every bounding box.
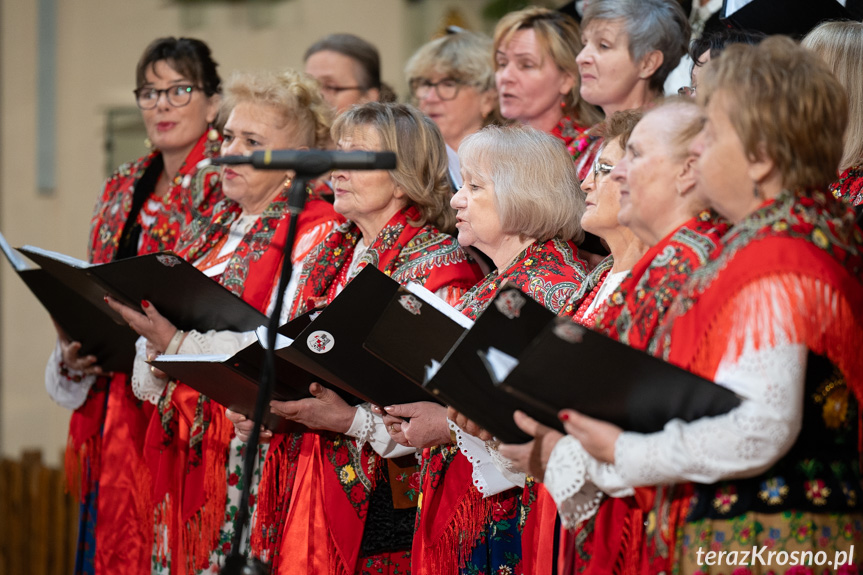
[221,170,321,575]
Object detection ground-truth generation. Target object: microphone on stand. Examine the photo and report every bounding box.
[199,149,396,172]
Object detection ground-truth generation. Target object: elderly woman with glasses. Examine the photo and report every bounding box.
[560,110,648,326]
[405,29,498,191]
[514,38,863,574]
[43,36,223,575]
[303,33,396,114]
[501,98,730,573]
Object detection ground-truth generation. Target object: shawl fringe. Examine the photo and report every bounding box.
[689,273,863,398]
[427,486,497,575]
[182,420,233,573]
[250,435,294,563]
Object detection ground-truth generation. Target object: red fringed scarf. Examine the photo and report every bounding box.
[66,132,221,575]
[651,189,863,572]
[146,188,341,574]
[412,238,587,575]
[559,213,728,575]
[560,255,614,323]
[253,206,483,574]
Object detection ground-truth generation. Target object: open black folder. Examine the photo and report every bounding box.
[423,285,561,442]
[150,312,330,433]
[363,283,473,385]
[272,265,443,407]
[0,231,138,373]
[17,245,268,333]
[425,285,741,443]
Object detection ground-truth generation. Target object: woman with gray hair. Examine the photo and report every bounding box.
[379,125,589,575]
[405,29,498,190]
[578,0,689,116]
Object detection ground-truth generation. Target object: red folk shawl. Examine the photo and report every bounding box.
[252,205,483,574]
[412,238,587,575]
[560,213,728,575]
[551,116,602,183]
[66,132,221,575]
[830,164,863,208]
[650,189,863,573]
[145,187,341,574]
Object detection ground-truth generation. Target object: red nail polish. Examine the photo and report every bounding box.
[559,412,570,421]
[141,300,150,308]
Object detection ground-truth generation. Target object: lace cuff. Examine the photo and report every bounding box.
[346,404,416,459]
[131,336,168,405]
[44,340,96,410]
[544,435,605,528]
[449,419,525,497]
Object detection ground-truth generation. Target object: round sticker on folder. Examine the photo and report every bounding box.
[307,330,335,354]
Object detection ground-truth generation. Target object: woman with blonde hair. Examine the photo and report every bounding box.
[494,6,603,179]
[107,68,342,573]
[236,102,485,575]
[803,20,863,216]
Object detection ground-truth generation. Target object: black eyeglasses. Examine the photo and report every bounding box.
[134,85,197,110]
[593,159,615,180]
[410,77,464,101]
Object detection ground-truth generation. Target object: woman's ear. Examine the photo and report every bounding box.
[559,71,576,97]
[746,142,779,192]
[638,50,664,80]
[480,89,497,120]
[676,155,698,196]
[206,93,222,125]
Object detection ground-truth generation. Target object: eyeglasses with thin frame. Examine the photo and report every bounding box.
[593,159,615,180]
[134,85,198,110]
[410,77,464,101]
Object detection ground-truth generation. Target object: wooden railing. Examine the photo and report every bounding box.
[0,450,77,575]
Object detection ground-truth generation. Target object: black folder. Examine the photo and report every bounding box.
[17,245,268,333]
[495,317,741,441]
[423,285,557,441]
[0,232,138,373]
[425,285,741,443]
[273,266,440,407]
[363,284,471,385]
[151,310,363,431]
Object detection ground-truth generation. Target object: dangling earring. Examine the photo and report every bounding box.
[144,137,154,150]
[753,182,764,200]
[205,123,221,157]
[283,175,293,189]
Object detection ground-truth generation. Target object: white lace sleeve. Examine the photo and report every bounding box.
[610,332,806,487]
[543,436,613,528]
[345,403,417,458]
[449,419,526,497]
[131,336,165,405]
[131,329,259,404]
[44,340,96,410]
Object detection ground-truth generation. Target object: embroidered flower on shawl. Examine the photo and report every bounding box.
[712,485,739,514]
[804,479,831,505]
[758,477,789,505]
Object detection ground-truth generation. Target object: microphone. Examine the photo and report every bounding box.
[201,149,397,174]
